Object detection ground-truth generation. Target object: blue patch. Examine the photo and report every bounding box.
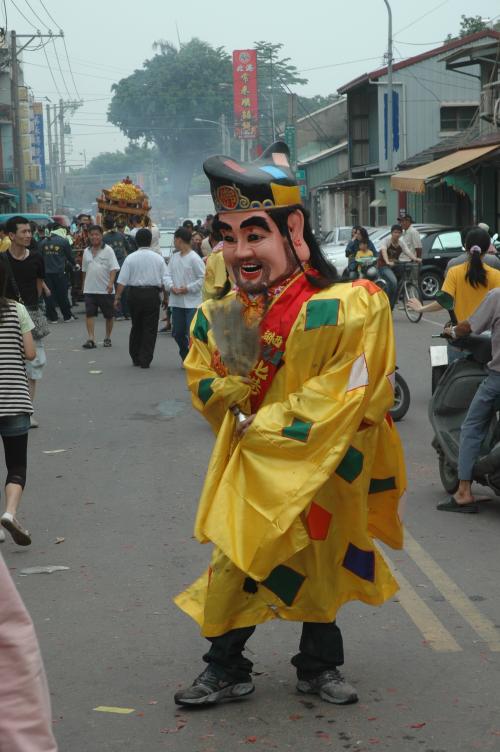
[342,542,375,582]
[260,165,288,179]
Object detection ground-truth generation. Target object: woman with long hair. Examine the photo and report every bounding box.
[0,257,36,546]
[408,226,500,321]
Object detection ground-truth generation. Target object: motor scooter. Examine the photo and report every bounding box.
[429,291,500,495]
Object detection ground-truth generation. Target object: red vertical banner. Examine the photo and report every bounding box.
[233,49,258,140]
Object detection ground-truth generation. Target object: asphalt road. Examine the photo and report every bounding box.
[2,302,500,752]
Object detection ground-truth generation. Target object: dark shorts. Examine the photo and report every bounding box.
[84,294,115,320]
[0,414,30,437]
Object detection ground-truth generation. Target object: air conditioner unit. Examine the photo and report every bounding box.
[480,80,500,123]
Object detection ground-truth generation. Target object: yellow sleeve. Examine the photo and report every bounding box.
[196,287,399,579]
[185,303,251,434]
[213,252,228,291]
[441,266,457,299]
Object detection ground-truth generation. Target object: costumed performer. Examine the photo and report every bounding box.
[174,142,406,707]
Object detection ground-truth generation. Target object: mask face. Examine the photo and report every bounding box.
[219,210,304,293]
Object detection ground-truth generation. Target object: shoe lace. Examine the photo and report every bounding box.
[320,669,344,684]
[194,666,226,690]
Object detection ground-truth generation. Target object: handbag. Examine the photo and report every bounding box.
[4,253,50,340]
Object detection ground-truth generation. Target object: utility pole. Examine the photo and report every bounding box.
[45,103,56,213]
[10,31,26,212]
[59,99,66,210]
[383,0,394,172]
[10,30,65,212]
[52,103,60,209]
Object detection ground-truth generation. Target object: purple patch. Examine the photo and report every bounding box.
[342,542,375,582]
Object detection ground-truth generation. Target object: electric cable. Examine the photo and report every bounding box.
[41,39,62,98]
[62,34,82,101]
[36,0,58,28]
[50,33,72,99]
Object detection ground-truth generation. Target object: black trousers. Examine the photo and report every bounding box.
[45,272,72,321]
[203,621,344,682]
[127,287,161,367]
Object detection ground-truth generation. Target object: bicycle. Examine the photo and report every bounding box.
[394,261,422,323]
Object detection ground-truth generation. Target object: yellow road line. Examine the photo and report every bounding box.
[405,530,500,651]
[384,555,461,652]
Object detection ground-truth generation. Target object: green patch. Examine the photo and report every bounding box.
[282,418,313,443]
[369,477,397,494]
[198,378,215,405]
[336,446,364,483]
[262,565,305,606]
[192,308,210,343]
[304,298,340,330]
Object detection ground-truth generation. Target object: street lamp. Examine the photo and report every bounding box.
[383,0,394,172]
[194,116,231,154]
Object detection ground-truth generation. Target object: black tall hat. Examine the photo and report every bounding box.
[203,141,301,213]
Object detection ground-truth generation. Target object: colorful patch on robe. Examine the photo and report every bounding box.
[336,446,364,483]
[369,477,397,494]
[347,353,369,392]
[306,502,332,541]
[304,299,340,330]
[261,565,305,606]
[211,349,228,377]
[192,309,210,343]
[282,418,313,442]
[198,378,215,405]
[352,279,381,295]
[342,542,375,582]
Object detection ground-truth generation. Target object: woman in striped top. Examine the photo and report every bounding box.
[0,260,36,546]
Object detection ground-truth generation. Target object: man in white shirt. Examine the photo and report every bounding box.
[81,224,120,349]
[114,228,168,368]
[401,215,422,260]
[165,227,205,361]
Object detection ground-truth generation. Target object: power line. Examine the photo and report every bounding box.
[50,33,72,99]
[9,0,38,28]
[394,0,449,37]
[41,38,62,98]
[36,0,59,27]
[21,0,49,29]
[62,34,82,101]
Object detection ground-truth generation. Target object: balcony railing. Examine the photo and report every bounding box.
[0,168,15,185]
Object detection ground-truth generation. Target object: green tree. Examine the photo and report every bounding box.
[445,14,500,41]
[82,143,161,175]
[108,38,232,216]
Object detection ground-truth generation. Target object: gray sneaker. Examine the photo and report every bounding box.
[174,666,254,707]
[297,669,358,705]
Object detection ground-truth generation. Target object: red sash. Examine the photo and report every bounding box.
[249,272,319,412]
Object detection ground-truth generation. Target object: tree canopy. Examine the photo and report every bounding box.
[445,15,500,41]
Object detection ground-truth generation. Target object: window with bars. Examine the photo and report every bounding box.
[440,105,477,132]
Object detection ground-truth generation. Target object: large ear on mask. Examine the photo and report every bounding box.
[287,210,310,262]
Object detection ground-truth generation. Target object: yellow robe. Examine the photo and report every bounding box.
[175,278,406,637]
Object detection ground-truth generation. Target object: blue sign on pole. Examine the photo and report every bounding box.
[32,104,46,189]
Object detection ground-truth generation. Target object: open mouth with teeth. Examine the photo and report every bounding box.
[239,263,263,281]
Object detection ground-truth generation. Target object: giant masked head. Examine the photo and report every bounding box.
[204,142,336,294]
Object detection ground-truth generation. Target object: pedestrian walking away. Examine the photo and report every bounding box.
[0,259,36,547]
[165,227,205,361]
[115,228,168,368]
[2,216,48,428]
[39,222,78,323]
[174,141,406,708]
[81,225,120,349]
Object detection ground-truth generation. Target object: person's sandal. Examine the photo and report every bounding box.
[103,338,112,347]
[82,339,96,349]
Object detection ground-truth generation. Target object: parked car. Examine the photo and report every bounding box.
[0,212,52,228]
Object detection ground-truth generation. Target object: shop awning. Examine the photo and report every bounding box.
[370,198,386,207]
[391,145,500,193]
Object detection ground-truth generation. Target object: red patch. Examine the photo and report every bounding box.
[385,412,394,428]
[207,566,213,586]
[306,502,332,541]
[352,279,381,295]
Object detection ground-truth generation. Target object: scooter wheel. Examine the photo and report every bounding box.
[390,371,410,422]
[438,455,459,494]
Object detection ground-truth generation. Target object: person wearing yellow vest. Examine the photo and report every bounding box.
[202,239,229,301]
[174,142,406,708]
[0,224,11,253]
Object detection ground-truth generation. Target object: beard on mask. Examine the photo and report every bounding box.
[230,239,300,295]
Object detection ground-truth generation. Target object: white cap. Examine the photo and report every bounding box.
[478,222,489,232]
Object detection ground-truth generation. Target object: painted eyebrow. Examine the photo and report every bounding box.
[239,217,271,232]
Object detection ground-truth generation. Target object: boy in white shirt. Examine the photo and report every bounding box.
[81,225,120,349]
[165,227,205,361]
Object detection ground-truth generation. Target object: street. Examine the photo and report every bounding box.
[2,304,500,752]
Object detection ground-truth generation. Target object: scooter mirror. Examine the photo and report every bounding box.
[435,291,455,311]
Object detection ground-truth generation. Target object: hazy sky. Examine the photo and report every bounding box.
[11,0,500,165]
